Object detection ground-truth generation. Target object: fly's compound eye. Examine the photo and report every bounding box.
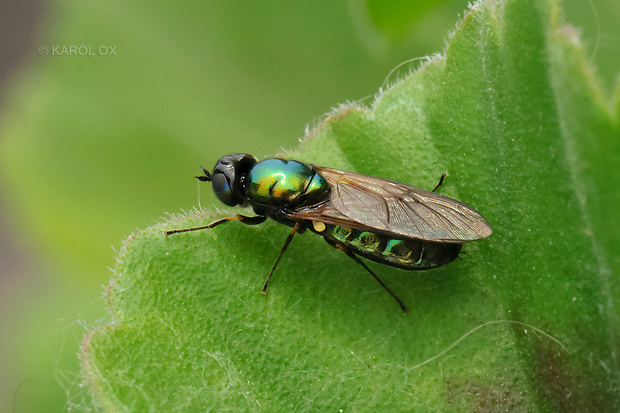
[211,172,236,206]
[210,153,258,206]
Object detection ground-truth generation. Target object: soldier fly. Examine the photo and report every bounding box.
[165,153,491,312]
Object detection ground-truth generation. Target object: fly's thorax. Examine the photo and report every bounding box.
[246,158,330,207]
[323,224,462,270]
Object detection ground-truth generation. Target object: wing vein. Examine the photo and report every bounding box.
[297,165,492,242]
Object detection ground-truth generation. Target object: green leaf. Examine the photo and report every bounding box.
[0,2,467,411]
[83,0,620,410]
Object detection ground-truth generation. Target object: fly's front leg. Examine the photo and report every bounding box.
[165,214,267,236]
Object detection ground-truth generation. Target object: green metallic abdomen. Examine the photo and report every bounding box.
[325,225,462,270]
[247,158,330,206]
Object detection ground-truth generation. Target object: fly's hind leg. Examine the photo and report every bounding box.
[432,173,448,193]
[325,238,408,313]
[165,214,267,236]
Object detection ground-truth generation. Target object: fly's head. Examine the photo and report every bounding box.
[199,153,258,207]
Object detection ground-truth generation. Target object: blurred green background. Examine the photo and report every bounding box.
[0,0,617,411]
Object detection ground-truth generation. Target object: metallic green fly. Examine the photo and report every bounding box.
[166,153,492,312]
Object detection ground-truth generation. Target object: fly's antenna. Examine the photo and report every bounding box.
[196,166,212,182]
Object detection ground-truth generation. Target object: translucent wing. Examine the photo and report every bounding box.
[289,165,491,242]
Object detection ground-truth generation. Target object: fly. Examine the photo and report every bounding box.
[165,153,492,312]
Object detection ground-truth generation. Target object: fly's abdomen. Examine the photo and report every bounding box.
[324,225,462,270]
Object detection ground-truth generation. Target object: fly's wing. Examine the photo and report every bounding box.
[289,165,491,242]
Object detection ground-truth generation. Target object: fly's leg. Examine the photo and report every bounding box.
[165,214,267,236]
[432,173,448,193]
[261,222,301,294]
[166,215,299,295]
[325,238,408,313]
